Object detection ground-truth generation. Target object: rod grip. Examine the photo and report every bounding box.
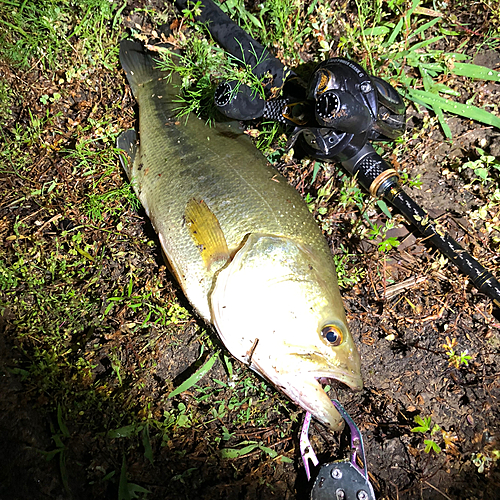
[341,143,399,197]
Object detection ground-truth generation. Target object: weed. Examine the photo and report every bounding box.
[333,245,367,289]
[118,456,150,499]
[85,182,140,223]
[220,439,280,459]
[41,404,71,494]
[338,174,367,212]
[256,122,284,157]
[103,273,191,328]
[411,414,462,456]
[459,148,500,187]
[338,0,500,136]
[156,23,268,121]
[399,170,423,190]
[190,367,281,428]
[411,414,442,454]
[0,235,99,397]
[0,0,123,71]
[179,0,203,22]
[217,0,325,66]
[441,336,472,368]
[170,467,199,484]
[162,402,194,429]
[109,350,123,386]
[167,351,219,399]
[0,78,14,125]
[366,218,401,253]
[468,187,500,241]
[472,449,500,473]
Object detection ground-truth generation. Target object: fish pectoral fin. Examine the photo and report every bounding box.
[185,198,230,271]
[117,129,138,177]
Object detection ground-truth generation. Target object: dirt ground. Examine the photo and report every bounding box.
[1,1,500,499]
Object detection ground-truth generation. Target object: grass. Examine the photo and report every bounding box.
[0,0,189,494]
[341,0,500,137]
[217,0,336,65]
[213,0,500,140]
[155,14,271,122]
[0,0,124,70]
[1,0,500,498]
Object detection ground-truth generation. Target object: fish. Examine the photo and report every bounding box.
[117,39,362,430]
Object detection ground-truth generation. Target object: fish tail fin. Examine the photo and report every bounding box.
[119,40,158,98]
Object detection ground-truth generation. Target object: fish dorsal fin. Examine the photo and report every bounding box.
[117,129,138,179]
[185,198,230,271]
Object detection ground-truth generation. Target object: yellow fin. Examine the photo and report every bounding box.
[185,198,230,270]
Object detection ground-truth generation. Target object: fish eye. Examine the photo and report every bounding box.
[321,324,343,346]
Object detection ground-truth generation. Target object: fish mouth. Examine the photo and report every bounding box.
[305,373,362,429]
[316,371,363,393]
[250,354,363,430]
[288,347,363,394]
[280,375,347,430]
[250,361,363,430]
[299,362,364,425]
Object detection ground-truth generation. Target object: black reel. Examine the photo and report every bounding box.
[214,57,406,161]
[295,58,406,160]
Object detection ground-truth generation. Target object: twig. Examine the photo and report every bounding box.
[381,275,426,300]
[423,480,453,500]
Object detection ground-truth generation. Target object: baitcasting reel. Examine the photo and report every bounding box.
[214,57,406,154]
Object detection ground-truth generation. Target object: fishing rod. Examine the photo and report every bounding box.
[174,0,500,308]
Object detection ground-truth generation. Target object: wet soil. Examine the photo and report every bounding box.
[1,1,500,500]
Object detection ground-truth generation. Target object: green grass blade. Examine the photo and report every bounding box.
[259,444,278,458]
[384,17,404,47]
[411,17,442,39]
[406,88,500,129]
[57,404,70,438]
[410,35,444,52]
[312,161,321,184]
[118,456,131,500]
[59,451,70,494]
[445,53,470,61]
[142,425,154,465]
[433,104,453,139]
[376,199,392,218]
[407,0,422,17]
[451,63,500,81]
[380,35,443,62]
[168,352,219,398]
[107,424,137,439]
[306,0,320,16]
[430,83,460,96]
[220,443,259,459]
[364,26,391,36]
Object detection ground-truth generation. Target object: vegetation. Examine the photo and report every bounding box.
[0,0,499,498]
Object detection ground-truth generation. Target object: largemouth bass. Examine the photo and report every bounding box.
[118,39,362,430]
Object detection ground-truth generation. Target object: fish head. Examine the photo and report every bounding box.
[210,233,362,430]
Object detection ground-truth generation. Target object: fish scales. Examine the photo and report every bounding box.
[130,66,337,319]
[118,40,362,430]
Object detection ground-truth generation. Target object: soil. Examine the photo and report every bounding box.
[1,1,500,500]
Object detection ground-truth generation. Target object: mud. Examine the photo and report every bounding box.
[1,2,499,499]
